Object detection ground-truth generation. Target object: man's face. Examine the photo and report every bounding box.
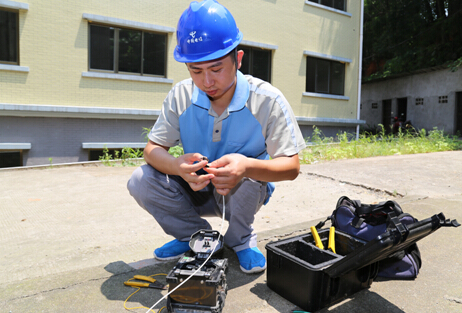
[186,50,243,102]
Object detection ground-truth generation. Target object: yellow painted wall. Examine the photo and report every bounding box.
[0,0,361,119]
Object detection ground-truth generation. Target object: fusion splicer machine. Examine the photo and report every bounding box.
[166,230,228,313]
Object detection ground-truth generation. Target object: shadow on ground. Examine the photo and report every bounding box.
[100,260,172,310]
[250,281,406,313]
[100,247,266,311]
[317,289,406,313]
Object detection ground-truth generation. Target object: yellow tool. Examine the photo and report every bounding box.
[124,275,167,290]
[310,226,324,250]
[328,227,336,254]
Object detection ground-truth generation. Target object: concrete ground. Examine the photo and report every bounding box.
[1,151,461,313]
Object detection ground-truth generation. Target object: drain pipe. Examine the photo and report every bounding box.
[356,0,365,140]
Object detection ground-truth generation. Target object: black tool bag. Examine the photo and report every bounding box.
[317,196,422,279]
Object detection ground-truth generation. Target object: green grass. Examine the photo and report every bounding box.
[99,143,184,167]
[100,126,461,167]
[99,146,144,167]
[99,127,185,167]
[300,126,462,164]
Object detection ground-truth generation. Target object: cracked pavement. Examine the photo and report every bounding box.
[1,151,461,312]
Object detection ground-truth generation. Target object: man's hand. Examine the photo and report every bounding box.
[144,141,300,196]
[174,153,215,191]
[203,153,300,196]
[143,141,214,192]
[204,153,248,196]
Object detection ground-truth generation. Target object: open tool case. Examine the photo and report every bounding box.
[265,212,460,312]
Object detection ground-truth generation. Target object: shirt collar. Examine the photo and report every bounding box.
[191,70,250,112]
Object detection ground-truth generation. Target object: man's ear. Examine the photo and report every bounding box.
[236,50,244,70]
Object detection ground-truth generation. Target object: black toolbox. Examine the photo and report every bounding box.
[265,212,460,312]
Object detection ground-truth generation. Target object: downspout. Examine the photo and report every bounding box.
[356,0,365,140]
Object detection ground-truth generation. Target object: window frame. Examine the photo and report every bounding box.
[237,45,273,83]
[305,56,345,96]
[308,0,346,11]
[88,22,168,78]
[303,51,351,100]
[0,143,30,168]
[0,7,20,65]
[305,0,352,17]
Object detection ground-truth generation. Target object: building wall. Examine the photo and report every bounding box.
[2,0,361,114]
[1,0,363,166]
[226,0,362,120]
[0,116,154,165]
[1,0,182,109]
[361,68,462,134]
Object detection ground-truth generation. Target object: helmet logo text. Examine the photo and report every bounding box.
[187,31,203,44]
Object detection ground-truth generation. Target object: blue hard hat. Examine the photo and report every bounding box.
[174,0,243,63]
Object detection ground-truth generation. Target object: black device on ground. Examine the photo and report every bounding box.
[166,230,228,313]
[265,212,460,312]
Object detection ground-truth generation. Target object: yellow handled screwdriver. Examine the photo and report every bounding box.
[328,226,336,254]
[310,226,324,250]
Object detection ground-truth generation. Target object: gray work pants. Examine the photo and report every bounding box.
[127,164,268,252]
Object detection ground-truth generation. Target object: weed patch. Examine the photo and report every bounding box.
[300,126,462,164]
[100,147,144,167]
[100,126,461,167]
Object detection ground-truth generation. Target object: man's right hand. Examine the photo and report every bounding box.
[174,153,215,191]
[144,141,214,191]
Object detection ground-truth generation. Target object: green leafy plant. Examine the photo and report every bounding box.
[120,147,144,166]
[142,127,152,142]
[449,57,462,72]
[99,146,144,167]
[168,145,184,158]
[99,146,114,166]
[143,125,184,158]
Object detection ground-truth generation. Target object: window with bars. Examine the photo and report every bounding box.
[89,24,167,77]
[438,96,448,104]
[0,8,19,64]
[416,98,424,105]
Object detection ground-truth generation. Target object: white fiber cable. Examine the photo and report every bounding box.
[145,195,226,313]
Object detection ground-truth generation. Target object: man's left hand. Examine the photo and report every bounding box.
[204,153,248,196]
